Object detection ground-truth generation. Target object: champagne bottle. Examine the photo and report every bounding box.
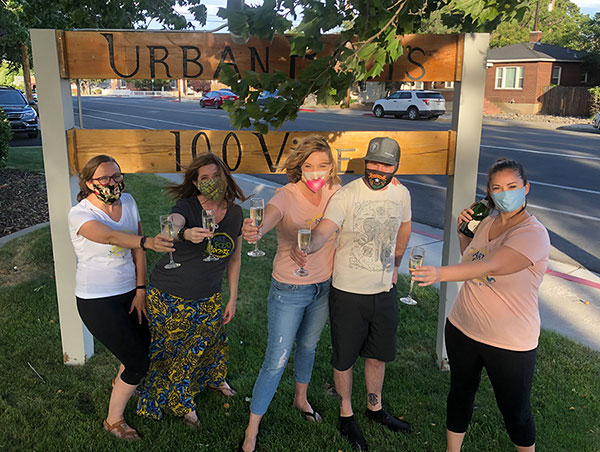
[459,199,490,238]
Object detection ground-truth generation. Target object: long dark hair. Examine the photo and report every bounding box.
[168,152,247,206]
[77,155,120,202]
[486,158,528,210]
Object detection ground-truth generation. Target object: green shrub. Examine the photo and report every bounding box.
[589,86,600,117]
[0,109,14,169]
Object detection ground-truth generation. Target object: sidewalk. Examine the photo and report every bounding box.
[224,174,600,352]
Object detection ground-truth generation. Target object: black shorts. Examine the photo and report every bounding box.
[329,285,398,371]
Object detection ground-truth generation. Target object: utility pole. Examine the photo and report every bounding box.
[533,0,541,31]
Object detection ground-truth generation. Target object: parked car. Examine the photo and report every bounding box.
[257,90,280,106]
[372,90,446,120]
[0,86,39,138]
[199,89,239,108]
[594,112,600,130]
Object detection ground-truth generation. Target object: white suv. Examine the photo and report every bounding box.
[372,90,446,120]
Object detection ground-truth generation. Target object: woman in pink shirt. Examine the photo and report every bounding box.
[413,158,550,452]
[239,136,341,452]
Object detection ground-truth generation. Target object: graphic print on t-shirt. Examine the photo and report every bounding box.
[349,200,402,272]
[210,232,235,259]
[108,229,136,258]
[466,247,496,285]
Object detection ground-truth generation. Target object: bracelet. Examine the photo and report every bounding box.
[140,235,148,251]
[177,227,188,242]
[136,285,146,290]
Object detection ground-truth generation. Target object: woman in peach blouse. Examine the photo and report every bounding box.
[413,158,550,452]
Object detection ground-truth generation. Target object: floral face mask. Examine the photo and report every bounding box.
[92,181,124,204]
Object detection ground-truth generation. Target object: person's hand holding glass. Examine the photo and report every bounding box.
[294,227,311,277]
[202,209,219,262]
[247,198,265,257]
[160,215,181,269]
[400,246,425,305]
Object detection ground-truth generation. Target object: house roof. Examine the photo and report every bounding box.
[487,42,583,63]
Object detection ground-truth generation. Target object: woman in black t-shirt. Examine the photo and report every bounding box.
[137,153,246,429]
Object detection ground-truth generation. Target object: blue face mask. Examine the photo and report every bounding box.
[491,187,526,212]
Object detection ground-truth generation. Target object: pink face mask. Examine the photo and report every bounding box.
[302,170,328,192]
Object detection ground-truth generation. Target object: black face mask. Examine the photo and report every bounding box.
[364,168,395,190]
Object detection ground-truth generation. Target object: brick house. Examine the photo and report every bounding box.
[485,32,597,115]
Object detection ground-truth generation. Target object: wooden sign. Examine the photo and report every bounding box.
[58,31,463,82]
[67,129,456,176]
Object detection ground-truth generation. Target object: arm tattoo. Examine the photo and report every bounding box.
[368,393,379,407]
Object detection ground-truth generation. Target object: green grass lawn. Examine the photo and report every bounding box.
[0,172,599,451]
[5,146,44,172]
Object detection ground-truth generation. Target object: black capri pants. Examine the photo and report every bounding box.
[445,320,537,447]
[77,290,150,385]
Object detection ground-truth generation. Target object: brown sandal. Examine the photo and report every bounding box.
[103,419,141,440]
[207,381,237,397]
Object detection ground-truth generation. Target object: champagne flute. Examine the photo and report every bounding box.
[160,215,181,269]
[294,227,311,277]
[400,246,425,306]
[247,198,265,257]
[202,209,219,262]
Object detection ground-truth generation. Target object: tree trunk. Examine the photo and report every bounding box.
[21,44,33,102]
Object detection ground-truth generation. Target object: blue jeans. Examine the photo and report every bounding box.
[250,277,331,415]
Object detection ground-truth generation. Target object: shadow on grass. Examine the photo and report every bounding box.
[0,173,598,451]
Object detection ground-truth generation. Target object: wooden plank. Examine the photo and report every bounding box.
[67,129,453,175]
[454,34,465,83]
[60,30,460,82]
[447,130,456,176]
[55,30,69,79]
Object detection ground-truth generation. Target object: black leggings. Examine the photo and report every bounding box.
[445,320,537,447]
[77,290,150,385]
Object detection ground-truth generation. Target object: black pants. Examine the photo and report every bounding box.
[77,290,150,385]
[445,320,537,447]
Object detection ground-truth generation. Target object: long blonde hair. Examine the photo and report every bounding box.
[281,136,341,186]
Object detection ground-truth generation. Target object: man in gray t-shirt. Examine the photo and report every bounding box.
[292,137,412,450]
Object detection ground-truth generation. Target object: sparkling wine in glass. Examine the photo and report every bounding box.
[202,209,219,262]
[247,198,265,257]
[294,227,311,277]
[400,246,425,306]
[160,215,181,269]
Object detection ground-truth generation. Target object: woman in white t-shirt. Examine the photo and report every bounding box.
[68,155,173,441]
[412,158,550,452]
[239,136,341,452]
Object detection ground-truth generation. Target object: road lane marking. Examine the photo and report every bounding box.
[476,173,600,195]
[81,114,155,129]
[481,144,600,161]
[398,178,600,221]
[82,108,217,130]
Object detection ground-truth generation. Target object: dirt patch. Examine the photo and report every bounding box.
[0,169,49,237]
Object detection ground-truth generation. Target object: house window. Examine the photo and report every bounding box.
[580,71,588,84]
[358,81,367,92]
[399,81,424,90]
[551,66,562,85]
[444,81,454,89]
[119,79,127,89]
[495,66,524,89]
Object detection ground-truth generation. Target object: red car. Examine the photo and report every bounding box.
[199,89,239,108]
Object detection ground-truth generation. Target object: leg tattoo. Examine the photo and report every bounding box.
[367,393,379,407]
[336,391,344,407]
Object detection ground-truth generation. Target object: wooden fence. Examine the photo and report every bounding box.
[539,86,592,117]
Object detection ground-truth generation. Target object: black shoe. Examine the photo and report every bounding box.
[365,408,412,433]
[339,416,368,451]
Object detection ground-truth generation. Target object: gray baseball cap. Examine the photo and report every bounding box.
[363,137,401,166]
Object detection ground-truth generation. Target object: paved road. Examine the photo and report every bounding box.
[10,96,600,272]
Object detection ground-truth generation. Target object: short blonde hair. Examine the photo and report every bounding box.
[282,136,341,186]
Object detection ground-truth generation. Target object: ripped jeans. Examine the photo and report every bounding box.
[249,277,330,416]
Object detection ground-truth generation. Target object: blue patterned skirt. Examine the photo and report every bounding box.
[136,283,228,419]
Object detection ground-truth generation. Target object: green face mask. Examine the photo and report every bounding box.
[196,178,227,201]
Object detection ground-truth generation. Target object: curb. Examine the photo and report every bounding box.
[0,222,49,248]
